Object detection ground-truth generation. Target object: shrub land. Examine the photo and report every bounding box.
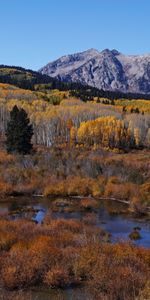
[0,218,150,300]
[0,78,150,299]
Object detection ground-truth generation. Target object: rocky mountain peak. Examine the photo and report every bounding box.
[111,49,121,56]
[39,49,150,94]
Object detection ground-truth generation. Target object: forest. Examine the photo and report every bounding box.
[0,72,150,299]
[1,65,150,100]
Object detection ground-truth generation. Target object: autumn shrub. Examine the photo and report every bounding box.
[138,281,150,300]
[0,150,15,164]
[106,176,121,184]
[30,235,62,267]
[61,246,80,269]
[0,218,149,299]
[65,177,86,196]
[2,165,42,195]
[0,232,17,251]
[80,198,98,211]
[44,267,70,288]
[0,178,13,195]
[140,181,150,206]
[44,178,67,196]
[0,147,149,214]
[1,250,37,289]
[74,243,101,280]
[15,180,40,195]
[48,219,83,234]
[129,196,147,214]
[105,181,139,201]
[44,176,102,197]
[75,243,150,300]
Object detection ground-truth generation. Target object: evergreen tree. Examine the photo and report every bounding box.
[6,105,33,154]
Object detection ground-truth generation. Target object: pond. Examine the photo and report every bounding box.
[0,196,150,248]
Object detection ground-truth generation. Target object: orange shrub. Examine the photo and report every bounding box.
[0,218,149,299]
[0,232,16,251]
[76,243,149,300]
[48,219,83,234]
[0,179,13,195]
[1,249,37,289]
[44,179,67,196]
[0,150,15,164]
[80,198,98,211]
[44,267,70,288]
[130,196,147,214]
[44,176,101,197]
[105,181,139,201]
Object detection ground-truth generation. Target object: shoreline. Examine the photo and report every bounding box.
[1,193,150,214]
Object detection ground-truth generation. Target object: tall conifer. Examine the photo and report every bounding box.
[6,105,33,154]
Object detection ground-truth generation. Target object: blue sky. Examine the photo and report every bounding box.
[0,0,150,70]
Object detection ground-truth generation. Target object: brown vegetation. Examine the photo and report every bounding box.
[0,218,149,300]
[0,147,150,212]
[0,83,150,299]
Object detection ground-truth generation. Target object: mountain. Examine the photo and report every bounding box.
[39,49,150,94]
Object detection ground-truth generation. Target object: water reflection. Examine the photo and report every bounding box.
[0,196,150,248]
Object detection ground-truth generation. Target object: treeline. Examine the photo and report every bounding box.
[1,65,150,101]
[69,86,150,101]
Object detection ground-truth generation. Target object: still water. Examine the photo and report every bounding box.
[0,196,150,247]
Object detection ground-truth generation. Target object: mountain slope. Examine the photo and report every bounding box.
[0,65,60,90]
[39,49,150,94]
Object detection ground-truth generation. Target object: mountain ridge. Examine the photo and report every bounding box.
[39,49,150,94]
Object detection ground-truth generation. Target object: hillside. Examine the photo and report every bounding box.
[0,65,150,102]
[0,65,61,90]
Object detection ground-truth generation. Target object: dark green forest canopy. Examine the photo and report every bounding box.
[0,65,150,101]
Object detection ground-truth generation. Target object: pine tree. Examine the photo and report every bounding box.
[6,105,33,154]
